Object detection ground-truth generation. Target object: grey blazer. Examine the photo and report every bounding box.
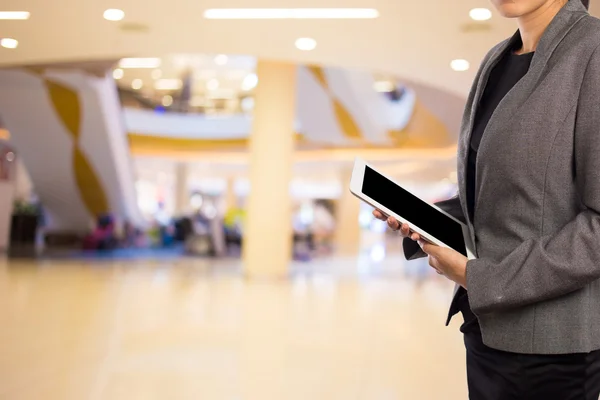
[404,0,600,354]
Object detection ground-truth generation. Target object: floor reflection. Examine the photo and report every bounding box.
[0,241,468,400]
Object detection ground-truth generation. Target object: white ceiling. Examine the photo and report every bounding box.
[2,1,598,97]
[4,0,592,98]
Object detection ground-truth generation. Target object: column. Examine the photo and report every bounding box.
[334,168,361,255]
[224,177,237,212]
[243,61,296,277]
[174,162,190,215]
[0,148,14,251]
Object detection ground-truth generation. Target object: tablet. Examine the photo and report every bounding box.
[350,158,474,259]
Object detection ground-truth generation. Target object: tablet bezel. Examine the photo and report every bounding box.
[350,158,475,259]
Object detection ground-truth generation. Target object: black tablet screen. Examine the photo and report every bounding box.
[362,166,467,256]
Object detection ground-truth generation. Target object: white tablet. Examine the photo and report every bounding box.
[350,158,475,259]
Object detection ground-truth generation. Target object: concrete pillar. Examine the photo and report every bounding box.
[243,61,296,277]
[174,162,190,215]
[334,168,361,255]
[224,177,237,212]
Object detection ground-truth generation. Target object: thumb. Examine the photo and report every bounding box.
[418,240,439,256]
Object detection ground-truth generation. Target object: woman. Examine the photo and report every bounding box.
[374,0,600,398]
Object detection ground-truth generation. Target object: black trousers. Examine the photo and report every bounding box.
[465,331,600,400]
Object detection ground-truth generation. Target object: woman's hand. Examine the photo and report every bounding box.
[372,209,421,241]
[418,240,468,288]
[372,209,467,286]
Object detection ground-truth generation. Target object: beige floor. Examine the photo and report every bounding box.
[0,254,468,400]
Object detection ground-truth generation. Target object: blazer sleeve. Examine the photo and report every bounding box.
[403,195,466,260]
[466,43,600,315]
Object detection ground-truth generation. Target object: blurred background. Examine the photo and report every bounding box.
[1,1,596,399]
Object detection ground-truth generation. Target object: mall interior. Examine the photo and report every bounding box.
[1,1,595,399]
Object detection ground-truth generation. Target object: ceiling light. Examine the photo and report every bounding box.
[162,95,173,107]
[295,38,317,51]
[469,8,492,21]
[112,68,124,79]
[240,97,255,113]
[151,69,162,79]
[0,11,30,20]
[214,54,228,66]
[118,58,161,69]
[242,73,258,91]
[131,79,143,90]
[206,78,219,91]
[203,8,379,19]
[373,81,395,93]
[154,79,182,90]
[0,38,18,49]
[450,59,470,72]
[104,9,125,21]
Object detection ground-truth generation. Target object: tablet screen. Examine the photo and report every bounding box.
[362,166,467,256]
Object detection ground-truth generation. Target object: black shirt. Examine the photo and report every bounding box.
[460,45,535,334]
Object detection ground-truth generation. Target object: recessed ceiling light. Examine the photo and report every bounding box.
[154,79,182,90]
[206,78,220,91]
[0,11,30,20]
[214,54,228,66]
[119,58,161,69]
[104,9,125,21]
[240,97,255,112]
[131,79,143,90]
[203,8,379,19]
[242,73,258,91]
[469,8,492,21]
[0,38,18,49]
[295,38,317,51]
[373,81,395,93]
[450,59,470,72]
[112,68,124,79]
[162,95,173,107]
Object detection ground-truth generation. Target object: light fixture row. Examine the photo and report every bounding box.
[0,6,486,22]
[119,72,259,92]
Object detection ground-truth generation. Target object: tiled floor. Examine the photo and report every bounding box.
[0,253,468,400]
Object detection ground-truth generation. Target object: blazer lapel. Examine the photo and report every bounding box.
[457,37,515,236]
[472,0,588,217]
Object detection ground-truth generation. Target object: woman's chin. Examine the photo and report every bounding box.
[495,5,526,18]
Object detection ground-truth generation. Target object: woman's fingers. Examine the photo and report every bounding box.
[373,209,387,221]
[399,223,410,236]
[387,217,400,231]
[374,211,420,241]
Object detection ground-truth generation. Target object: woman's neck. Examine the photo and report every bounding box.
[515,0,568,54]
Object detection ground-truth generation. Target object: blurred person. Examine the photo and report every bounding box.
[154,201,170,226]
[176,68,194,112]
[311,200,336,253]
[374,0,600,398]
[83,214,117,251]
